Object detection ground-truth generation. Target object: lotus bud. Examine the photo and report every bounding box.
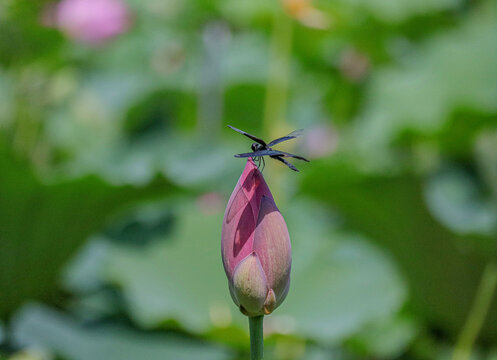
[221,159,291,317]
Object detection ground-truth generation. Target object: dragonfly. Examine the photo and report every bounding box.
[228,125,310,172]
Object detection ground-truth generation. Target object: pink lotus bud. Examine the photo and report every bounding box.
[221,159,291,316]
[54,0,131,45]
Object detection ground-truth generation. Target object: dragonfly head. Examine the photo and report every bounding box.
[251,143,263,152]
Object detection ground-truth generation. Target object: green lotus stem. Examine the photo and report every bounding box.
[452,262,497,360]
[249,315,264,360]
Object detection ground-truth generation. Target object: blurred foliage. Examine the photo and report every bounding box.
[0,144,174,318]
[12,304,232,360]
[303,161,497,341]
[1,0,497,359]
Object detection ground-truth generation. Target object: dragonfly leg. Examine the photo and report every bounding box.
[254,156,260,169]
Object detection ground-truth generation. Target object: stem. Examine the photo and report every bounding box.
[452,262,497,360]
[249,315,264,360]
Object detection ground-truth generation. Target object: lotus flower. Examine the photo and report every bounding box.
[221,159,292,317]
[54,0,131,45]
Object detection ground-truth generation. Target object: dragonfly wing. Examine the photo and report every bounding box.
[267,129,304,147]
[235,149,309,162]
[234,150,303,172]
[234,150,279,158]
[228,125,267,146]
[273,156,299,172]
[275,150,310,162]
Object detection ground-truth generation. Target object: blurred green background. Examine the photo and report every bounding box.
[1,0,497,359]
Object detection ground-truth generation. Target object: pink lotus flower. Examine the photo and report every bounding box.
[221,159,292,316]
[55,0,131,45]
